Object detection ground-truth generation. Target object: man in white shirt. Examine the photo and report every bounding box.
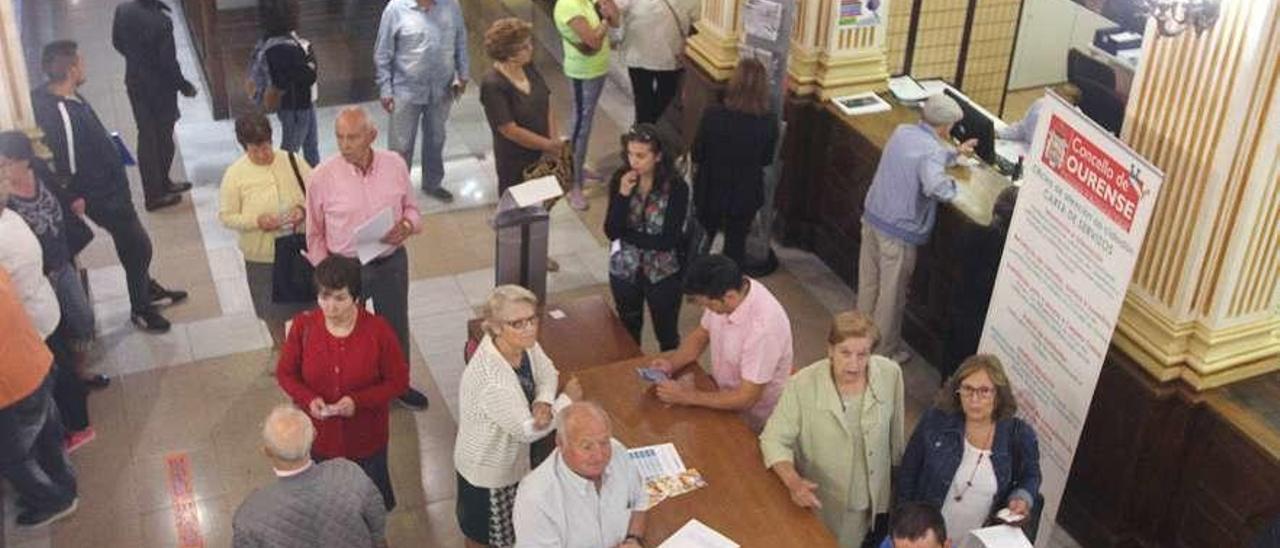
[513,402,648,547]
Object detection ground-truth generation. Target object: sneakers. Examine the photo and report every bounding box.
[131,308,172,333]
[568,188,589,211]
[81,373,111,389]
[144,193,182,212]
[17,498,78,528]
[150,280,189,306]
[424,187,454,203]
[65,427,96,453]
[396,388,430,411]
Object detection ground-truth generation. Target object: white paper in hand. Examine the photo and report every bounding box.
[354,207,395,265]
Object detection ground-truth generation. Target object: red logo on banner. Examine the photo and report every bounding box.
[1041,115,1140,230]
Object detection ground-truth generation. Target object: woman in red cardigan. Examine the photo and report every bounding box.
[276,255,409,510]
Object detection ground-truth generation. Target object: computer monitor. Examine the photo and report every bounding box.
[944,88,996,165]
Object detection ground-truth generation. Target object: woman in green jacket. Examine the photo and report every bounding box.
[760,310,906,547]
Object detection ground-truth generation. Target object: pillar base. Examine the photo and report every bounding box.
[1114,295,1280,390]
[810,50,890,100]
[686,23,739,82]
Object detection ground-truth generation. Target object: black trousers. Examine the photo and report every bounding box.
[127,88,178,202]
[628,68,682,125]
[316,450,395,511]
[86,201,154,313]
[610,272,682,351]
[46,331,89,432]
[702,212,755,267]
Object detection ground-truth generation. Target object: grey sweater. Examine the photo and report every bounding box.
[232,459,387,548]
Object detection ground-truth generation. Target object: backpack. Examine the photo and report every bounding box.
[246,32,317,110]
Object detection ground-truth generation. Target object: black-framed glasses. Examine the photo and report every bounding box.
[957,385,995,400]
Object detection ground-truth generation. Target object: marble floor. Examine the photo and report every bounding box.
[5,0,1083,546]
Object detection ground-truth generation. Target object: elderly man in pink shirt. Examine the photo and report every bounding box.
[304,106,429,410]
[649,254,794,431]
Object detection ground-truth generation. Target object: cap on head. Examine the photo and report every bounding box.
[922,94,964,127]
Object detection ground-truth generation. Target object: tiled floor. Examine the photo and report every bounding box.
[7,1,1082,546]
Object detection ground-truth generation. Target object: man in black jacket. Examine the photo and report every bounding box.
[31,40,187,333]
[111,0,196,211]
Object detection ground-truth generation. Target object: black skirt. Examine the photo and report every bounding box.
[456,472,519,547]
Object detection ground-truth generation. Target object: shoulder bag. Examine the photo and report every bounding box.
[271,152,318,303]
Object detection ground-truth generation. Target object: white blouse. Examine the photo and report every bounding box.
[941,439,999,541]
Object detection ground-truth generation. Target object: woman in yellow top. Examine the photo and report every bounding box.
[218,112,311,345]
[554,0,619,210]
[760,310,906,547]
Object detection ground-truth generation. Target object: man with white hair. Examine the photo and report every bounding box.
[857,93,975,364]
[231,404,388,548]
[512,402,648,547]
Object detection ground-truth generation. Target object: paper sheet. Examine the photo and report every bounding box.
[355,207,395,265]
[628,443,686,480]
[507,175,563,207]
[960,525,1033,548]
[658,520,739,548]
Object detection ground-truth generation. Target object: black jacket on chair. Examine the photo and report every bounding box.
[691,105,778,225]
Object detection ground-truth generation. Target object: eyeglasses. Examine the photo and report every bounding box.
[504,315,539,331]
[957,385,995,400]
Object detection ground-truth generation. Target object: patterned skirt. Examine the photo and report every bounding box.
[456,472,519,547]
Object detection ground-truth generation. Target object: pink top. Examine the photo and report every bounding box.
[699,278,794,431]
[305,149,422,264]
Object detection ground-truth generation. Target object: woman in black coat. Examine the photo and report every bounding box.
[691,57,778,266]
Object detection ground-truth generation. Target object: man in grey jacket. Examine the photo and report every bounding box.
[232,405,388,548]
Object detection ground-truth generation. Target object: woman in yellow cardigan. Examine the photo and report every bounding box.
[760,310,906,547]
[218,112,310,345]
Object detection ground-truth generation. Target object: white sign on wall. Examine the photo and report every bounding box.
[978,92,1164,545]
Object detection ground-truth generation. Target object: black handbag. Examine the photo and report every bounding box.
[270,152,317,303]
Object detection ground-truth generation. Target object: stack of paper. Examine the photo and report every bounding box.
[832,92,891,116]
[627,443,707,505]
[888,75,930,103]
[658,519,739,548]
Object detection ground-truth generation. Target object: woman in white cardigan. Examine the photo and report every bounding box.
[455,285,582,547]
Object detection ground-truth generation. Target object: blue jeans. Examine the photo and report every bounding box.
[278,108,320,167]
[388,98,452,192]
[570,76,606,189]
[0,369,77,514]
[47,264,95,347]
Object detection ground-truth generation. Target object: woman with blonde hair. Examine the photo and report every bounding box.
[691,57,778,265]
[897,354,1042,542]
[454,284,583,547]
[760,310,905,546]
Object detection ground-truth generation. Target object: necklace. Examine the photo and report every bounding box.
[953,424,995,502]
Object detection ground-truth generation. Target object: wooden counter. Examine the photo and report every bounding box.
[577,357,837,547]
[775,93,1012,372]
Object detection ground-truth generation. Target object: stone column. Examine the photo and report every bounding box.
[1113,0,1280,389]
[686,0,744,81]
[788,0,890,99]
[1,0,35,130]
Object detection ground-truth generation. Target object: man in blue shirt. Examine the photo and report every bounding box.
[857,93,972,364]
[374,0,470,204]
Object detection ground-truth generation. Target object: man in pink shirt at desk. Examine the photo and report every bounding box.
[649,254,794,431]
[305,106,430,410]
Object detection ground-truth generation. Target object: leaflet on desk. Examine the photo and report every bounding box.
[627,443,708,506]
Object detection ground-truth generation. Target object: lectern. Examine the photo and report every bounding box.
[492,176,563,302]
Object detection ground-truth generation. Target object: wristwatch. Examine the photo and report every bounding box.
[624,534,644,546]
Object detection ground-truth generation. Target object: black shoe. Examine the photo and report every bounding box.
[424,187,454,203]
[81,374,111,389]
[17,498,78,528]
[166,181,194,194]
[150,280,189,306]
[131,309,171,333]
[144,193,181,212]
[397,388,430,410]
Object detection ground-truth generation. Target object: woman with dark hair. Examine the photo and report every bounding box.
[276,255,409,511]
[248,0,319,165]
[604,123,689,351]
[218,111,311,346]
[691,57,778,265]
[479,18,561,196]
[898,354,1041,542]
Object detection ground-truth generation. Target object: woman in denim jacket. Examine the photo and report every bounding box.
[898,354,1041,541]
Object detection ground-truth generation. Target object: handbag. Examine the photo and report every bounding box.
[520,140,575,209]
[270,152,317,303]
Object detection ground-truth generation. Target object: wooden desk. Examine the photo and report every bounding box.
[467,294,642,373]
[577,357,837,547]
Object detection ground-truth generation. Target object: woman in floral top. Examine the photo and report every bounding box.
[604,124,689,351]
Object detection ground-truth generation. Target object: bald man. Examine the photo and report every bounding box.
[305,107,430,409]
[513,402,648,548]
[232,405,388,548]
